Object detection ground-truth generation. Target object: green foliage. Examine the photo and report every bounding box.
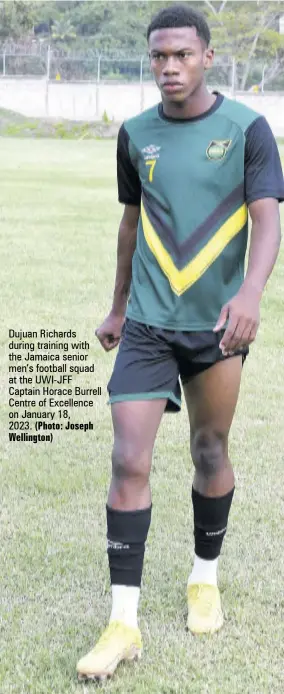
[102,109,111,124]
[1,1,284,89]
[2,120,40,137]
[0,107,118,139]
[0,0,38,39]
[204,0,284,88]
[51,18,76,43]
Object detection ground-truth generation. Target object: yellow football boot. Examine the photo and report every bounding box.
[76,620,142,682]
[187,584,224,634]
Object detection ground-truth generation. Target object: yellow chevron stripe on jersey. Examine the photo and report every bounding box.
[141,200,247,296]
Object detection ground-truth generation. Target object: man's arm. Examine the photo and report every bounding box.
[214,198,281,354]
[214,115,284,355]
[95,205,139,351]
[96,122,141,351]
[111,204,140,317]
[243,198,281,296]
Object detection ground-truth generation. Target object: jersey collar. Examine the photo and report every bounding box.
[158,91,224,123]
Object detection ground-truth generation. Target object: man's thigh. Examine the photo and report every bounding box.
[183,356,243,436]
[107,318,181,412]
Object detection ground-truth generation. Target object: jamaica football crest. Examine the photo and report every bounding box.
[206,139,232,160]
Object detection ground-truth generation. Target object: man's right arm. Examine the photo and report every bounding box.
[95,205,139,352]
[96,123,141,351]
[111,204,140,317]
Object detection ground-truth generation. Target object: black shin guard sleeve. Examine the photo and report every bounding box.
[192,487,235,560]
[106,504,152,587]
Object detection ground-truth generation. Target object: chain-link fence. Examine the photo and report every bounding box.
[0,43,282,94]
[1,43,283,129]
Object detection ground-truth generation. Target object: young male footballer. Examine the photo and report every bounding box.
[77,3,284,682]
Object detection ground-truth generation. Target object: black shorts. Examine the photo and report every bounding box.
[107,318,249,413]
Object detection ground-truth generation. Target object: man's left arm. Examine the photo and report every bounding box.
[214,116,284,355]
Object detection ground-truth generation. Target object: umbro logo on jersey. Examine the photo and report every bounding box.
[142,144,161,155]
[206,139,232,160]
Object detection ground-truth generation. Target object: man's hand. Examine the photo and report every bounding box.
[95,312,125,352]
[213,285,261,355]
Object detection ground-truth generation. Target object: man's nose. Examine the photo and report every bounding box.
[162,56,180,75]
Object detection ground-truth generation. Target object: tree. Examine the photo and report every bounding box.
[254,27,284,89]
[51,18,76,43]
[67,1,169,53]
[0,0,38,40]
[204,0,284,89]
[1,0,284,88]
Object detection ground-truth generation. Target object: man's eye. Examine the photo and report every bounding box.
[178,52,190,59]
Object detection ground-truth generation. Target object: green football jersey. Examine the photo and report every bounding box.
[117,92,284,330]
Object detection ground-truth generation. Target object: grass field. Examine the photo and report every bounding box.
[0,138,284,694]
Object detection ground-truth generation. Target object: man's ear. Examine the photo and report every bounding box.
[204,47,214,71]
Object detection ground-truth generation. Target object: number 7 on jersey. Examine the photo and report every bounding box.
[145,159,157,182]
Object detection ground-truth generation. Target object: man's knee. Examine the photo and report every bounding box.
[190,428,228,478]
[112,438,151,484]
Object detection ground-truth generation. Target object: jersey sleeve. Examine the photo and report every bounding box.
[117,123,141,205]
[244,117,284,205]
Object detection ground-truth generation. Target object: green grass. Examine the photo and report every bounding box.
[0,138,284,694]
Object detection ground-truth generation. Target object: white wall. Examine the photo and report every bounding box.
[0,78,283,136]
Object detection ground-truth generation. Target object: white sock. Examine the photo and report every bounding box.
[188,554,218,587]
[109,585,140,629]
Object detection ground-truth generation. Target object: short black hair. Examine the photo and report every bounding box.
[147,3,211,46]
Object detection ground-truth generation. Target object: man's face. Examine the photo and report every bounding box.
[148,26,214,102]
